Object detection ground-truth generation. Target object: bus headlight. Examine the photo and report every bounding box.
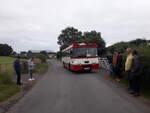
[72,61,78,64]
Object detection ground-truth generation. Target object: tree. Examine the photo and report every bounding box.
[36,53,47,63]
[56,51,63,59]
[57,27,82,50]
[129,38,149,46]
[27,51,33,58]
[40,51,47,56]
[107,38,150,54]
[108,41,129,53]
[57,27,106,56]
[0,44,13,56]
[82,31,106,55]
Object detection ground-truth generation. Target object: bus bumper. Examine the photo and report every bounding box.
[70,64,100,71]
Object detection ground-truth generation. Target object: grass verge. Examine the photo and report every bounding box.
[110,75,150,100]
[0,57,49,103]
[34,62,49,74]
[0,72,20,102]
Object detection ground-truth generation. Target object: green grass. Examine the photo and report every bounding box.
[0,56,49,102]
[0,56,15,63]
[111,75,150,100]
[0,56,21,102]
[34,62,49,73]
[0,84,20,102]
[0,72,20,102]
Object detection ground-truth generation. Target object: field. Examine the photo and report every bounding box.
[0,56,15,63]
[0,56,49,102]
[0,56,20,102]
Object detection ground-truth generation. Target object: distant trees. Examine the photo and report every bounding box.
[57,27,106,55]
[129,38,150,46]
[0,44,13,56]
[40,51,48,57]
[36,54,47,63]
[107,38,150,53]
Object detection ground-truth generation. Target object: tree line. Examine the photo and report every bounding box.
[0,44,13,56]
[57,27,106,56]
[107,38,150,53]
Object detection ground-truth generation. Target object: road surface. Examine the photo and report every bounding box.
[7,60,150,113]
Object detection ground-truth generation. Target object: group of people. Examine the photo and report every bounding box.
[13,56,35,85]
[108,48,141,97]
[125,48,141,97]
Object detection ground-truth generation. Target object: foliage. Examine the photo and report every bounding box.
[40,51,48,56]
[0,83,20,102]
[129,38,150,46]
[27,50,33,58]
[0,44,13,56]
[34,62,49,73]
[132,46,150,89]
[108,38,150,53]
[82,30,106,56]
[107,38,150,98]
[57,27,106,55]
[0,71,20,102]
[107,41,129,53]
[36,53,47,63]
[57,27,82,50]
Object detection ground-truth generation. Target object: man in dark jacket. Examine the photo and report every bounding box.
[13,56,22,85]
[130,50,141,96]
[116,52,123,81]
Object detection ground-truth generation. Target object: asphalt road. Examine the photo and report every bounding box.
[7,60,150,113]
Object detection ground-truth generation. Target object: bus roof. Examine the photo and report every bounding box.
[62,41,97,52]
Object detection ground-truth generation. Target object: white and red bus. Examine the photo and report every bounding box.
[62,41,100,71]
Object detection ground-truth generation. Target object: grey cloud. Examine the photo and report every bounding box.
[0,0,150,52]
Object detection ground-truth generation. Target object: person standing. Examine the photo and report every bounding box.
[130,50,141,96]
[125,48,133,91]
[13,56,22,85]
[106,53,113,73]
[28,58,35,81]
[112,52,118,76]
[116,52,123,81]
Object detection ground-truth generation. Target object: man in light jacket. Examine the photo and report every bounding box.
[125,48,133,91]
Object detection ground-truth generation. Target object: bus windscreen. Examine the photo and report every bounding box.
[72,48,98,57]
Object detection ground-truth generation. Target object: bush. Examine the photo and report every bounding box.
[132,46,150,89]
[118,46,150,90]
[21,61,28,74]
[36,54,47,63]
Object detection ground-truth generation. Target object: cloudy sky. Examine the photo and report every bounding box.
[0,0,150,52]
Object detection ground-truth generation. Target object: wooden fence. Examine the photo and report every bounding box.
[0,62,14,73]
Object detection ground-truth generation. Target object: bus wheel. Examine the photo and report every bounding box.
[69,64,71,71]
[63,62,65,68]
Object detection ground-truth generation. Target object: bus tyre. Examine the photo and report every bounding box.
[69,64,71,71]
[63,62,65,68]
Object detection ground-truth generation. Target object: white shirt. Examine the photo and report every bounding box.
[28,59,34,70]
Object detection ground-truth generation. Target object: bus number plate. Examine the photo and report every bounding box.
[84,67,90,70]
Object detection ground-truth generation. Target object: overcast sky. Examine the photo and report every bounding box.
[0,0,150,52]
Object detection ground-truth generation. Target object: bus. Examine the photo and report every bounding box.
[62,41,100,71]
